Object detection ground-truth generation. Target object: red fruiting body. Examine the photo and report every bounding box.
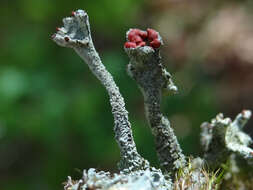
[147,28,158,41]
[128,29,140,41]
[130,29,141,35]
[127,33,135,42]
[137,41,146,47]
[128,29,148,42]
[131,35,142,43]
[124,42,137,48]
[126,28,160,49]
[64,37,70,42]
[139,31,148,39]
[56,27,60,31]
[150,39,161,48]
[71,11,75,16]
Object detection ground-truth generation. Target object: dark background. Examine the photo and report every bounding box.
[1,0,253,189]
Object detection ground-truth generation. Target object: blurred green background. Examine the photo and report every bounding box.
[1,0,253,189]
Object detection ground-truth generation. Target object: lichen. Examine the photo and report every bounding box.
[52,9,253,190]
[200,110,253,168]
[64,168,172,190]
[124,30,185,174]
[52,9,149,172]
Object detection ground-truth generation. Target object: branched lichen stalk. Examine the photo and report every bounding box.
[124,29,186,174]
[200,110,253,168]
[52,10,149,172]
